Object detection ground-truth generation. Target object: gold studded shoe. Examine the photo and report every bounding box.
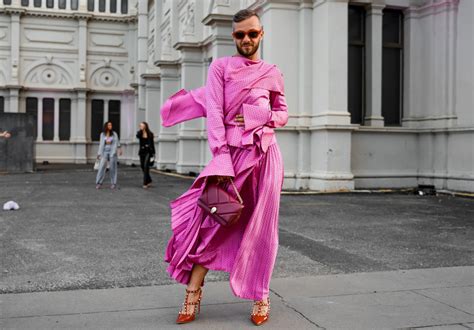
[176,288,202,324]
[251,297,270,326]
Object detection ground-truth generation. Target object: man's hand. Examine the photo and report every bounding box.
[118,148,123,156]
[234,114,245,127]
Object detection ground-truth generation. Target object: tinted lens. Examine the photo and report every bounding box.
[234,32,245,39]
[248,31,260,38]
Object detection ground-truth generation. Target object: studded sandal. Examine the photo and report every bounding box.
[251,297,270,326]
[176,287,202,324]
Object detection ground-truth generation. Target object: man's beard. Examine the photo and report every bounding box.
[236,40,260,58]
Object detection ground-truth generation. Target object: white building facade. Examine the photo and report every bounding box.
[1,0,473,192]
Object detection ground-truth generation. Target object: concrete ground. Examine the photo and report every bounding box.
[0,165,473,329]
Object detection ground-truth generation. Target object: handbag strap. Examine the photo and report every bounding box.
[229,179,243,205]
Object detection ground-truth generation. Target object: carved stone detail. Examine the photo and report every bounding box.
[179,1,195,38]
[24,61,73,86]
[90,63,123,89]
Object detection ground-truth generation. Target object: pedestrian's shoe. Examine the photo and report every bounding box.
[176,287,202,324]
[251,297,270,326]
[96,184,102,190]
[110,184,116,190]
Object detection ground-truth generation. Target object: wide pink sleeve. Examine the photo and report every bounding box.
[206,59,235,177]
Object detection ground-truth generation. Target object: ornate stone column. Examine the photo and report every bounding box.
[53,98,59,141]
[310,0,354,191]
[6,8,24,113]
[364,4,385,127]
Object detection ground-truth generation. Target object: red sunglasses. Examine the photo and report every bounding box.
[232,29,262,40]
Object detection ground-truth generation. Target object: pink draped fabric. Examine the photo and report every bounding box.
[162,55,288,300]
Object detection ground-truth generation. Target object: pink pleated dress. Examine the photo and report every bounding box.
[162,55,288,301]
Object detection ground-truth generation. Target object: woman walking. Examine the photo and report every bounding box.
[96,121,120,189]
[136,122,155,188]
[161,10,288,326]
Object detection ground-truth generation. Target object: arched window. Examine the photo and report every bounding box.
[58,0,66,9]
[71,0,78,10]
[87,0,94,11]
[121,0,128,14]
[46,0,53,8]
[110,0,117,13]
[33,0,41,7]
[99,0,106,12]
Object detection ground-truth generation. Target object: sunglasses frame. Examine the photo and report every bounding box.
[232,29,263,40]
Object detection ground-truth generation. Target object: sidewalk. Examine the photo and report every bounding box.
[2,266,473,329]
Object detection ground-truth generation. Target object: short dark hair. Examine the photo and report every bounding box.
[233,9,260,23]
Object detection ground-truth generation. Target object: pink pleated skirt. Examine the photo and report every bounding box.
[164,143,284,300]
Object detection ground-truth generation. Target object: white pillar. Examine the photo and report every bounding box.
[75,90,87,142]
[37,98,43,142]
[364,4,385,127]
[10,12,20,86]
[175,45,205,174]
[137,0,148,111]
[310,0,354,191]
[75,16,90,87]
[104,99,109,122]
[54,98,59,141]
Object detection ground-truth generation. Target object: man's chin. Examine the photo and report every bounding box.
[237,46,258,58]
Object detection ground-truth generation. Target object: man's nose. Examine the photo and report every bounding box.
[242,34,251,43]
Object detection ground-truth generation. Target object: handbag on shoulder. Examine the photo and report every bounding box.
[198,178,244,227]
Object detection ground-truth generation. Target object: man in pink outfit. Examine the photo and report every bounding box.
[161,9,288,326]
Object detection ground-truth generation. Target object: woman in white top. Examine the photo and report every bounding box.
[96,121,121,189]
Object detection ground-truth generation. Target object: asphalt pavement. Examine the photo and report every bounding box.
[0,165,473,329]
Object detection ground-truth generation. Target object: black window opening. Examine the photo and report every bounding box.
[3,0,12,5]
[59,99,71,141]
[87,0,94,11]
[26,98,38,139]
[108,100,121,139]
[71,0,78,10]
[21,0,29,6]
[0,96,4,113]
[58,0,66,9]
[121,0,128,14]
[42,98,54,141]
[382,9,404,126]
[46,0,53,8]
[110,0,117,13]
[99,0,106,12]
[348,5,366,125]
[33,0,41,7]
[91,100,104,141]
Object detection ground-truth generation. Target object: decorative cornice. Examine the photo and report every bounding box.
[141,73,161,79]
[202,13,233,26]
[173,41,202,51]
[5,8,26,15]
[154,60,180,67]
[2,8,136,22]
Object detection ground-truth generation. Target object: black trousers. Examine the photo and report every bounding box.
[139,153,152,185]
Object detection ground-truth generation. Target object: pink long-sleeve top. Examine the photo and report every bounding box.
[161,55,288,178]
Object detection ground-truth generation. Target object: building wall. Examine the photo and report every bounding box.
[1,0,472,192]
[147,0,472,192]
[0,0,139,164]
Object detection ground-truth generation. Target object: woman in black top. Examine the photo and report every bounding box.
[136,122,156,188]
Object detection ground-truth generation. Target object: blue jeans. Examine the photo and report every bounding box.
[96,151,117,185]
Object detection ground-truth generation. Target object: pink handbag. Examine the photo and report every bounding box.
[198,179,244,227]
